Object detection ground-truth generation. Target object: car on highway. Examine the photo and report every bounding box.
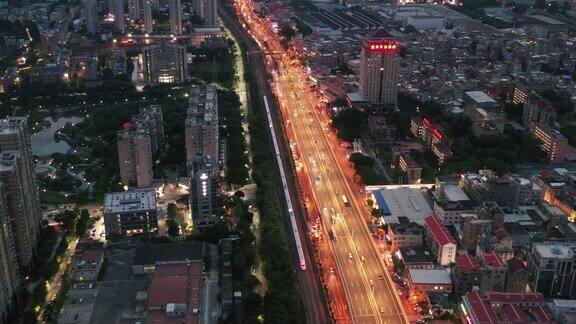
[348,252,353,260]
[380,306,385,313]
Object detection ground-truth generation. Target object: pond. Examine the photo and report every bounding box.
[31,116,83,157]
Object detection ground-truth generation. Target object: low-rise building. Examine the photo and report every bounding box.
[478,250,507,293]
[408,268,452,301]
[532,123,569,164]
[476,221,514,261]
[387,217,424,250]
[505,257,529,293]
[70,247,103,282]
[424,216,456,266]
[371,187,433,225]
[398,246,435,270]
[460,292,555,324]
[103,189,158,239]
[453,254,481,296]
[57,282,98,324]
[398,154,422,184]
[433,199,477,226]
[146,262,203,323]
[432,142,452,165]
[548,299,576,324]
[462,217,492,251]
[367,115,396,142]
[132,241,204,274]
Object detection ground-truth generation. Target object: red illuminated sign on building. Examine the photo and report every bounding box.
[433,129,443,140]
[367,40,398,52]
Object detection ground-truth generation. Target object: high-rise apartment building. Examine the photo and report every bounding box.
[113,0,126,33]
[143,0,153,34]
[189,156,219,229]
[169,0,183,35]
[358,35,400,108]
[0,117,41,268]
[84,0,99,34]
[528,243,576,299]
[0,184,20,322]
[133,105,164,155]
[185,84,219,162]
[142,42,187,84]
[0,152,38,268]
[118,128,153,188]
[192,0,205,19]
[128,0,140,20]
[204,0,217,28]
[118,106,164,188]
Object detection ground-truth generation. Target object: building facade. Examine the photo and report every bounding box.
[128,0,140,19]
[528,243,576,299]
[204,0,217,28]
[103,190,158,238]
[118,128,153,188]
[169,0,183,35]
[532,123,569,164]
[189,156,219,229]
[359,36,400,108]
[113,0,125,33]
[398,154,422,184]
[185,84,219,162]
[84,0,99,34]
[143,0,154,34]
[424,216,456,266]
[0,117,42,269]
[0,184,20,322]
[142,43,187,84]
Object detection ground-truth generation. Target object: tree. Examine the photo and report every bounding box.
[75,209,90,237]
[167,203,180,237]
[55,209,78,234]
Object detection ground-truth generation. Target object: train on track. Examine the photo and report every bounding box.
[263,95,307,271]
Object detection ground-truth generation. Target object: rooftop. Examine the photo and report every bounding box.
[81,249,103,264]
[147,262,203,324]
[133,242,204,266]
[506,258,526,273]
[372,187,433,225]
[534,243,574,260]
[456,254,480,272]
[482,251,504,268]
[464,292,553,324]
[465,91,497,105]
[409,268,452,285]
[443,184,469,202]
[399,246,435,265]
[104,189,157,214]
[550,299,576,309]
[425,216,454,246]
